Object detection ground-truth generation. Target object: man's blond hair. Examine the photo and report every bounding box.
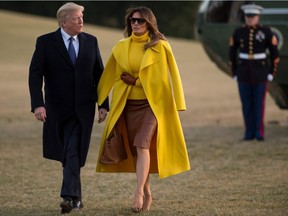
[56,2,84,27]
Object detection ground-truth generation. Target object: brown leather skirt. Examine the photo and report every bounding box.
[123,99,157,156]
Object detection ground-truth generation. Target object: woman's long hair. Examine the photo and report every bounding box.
[124,6,166,50]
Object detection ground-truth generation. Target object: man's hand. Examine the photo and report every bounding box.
[98,108,107,123]
[34,106,47,122]
[121,72,137,85]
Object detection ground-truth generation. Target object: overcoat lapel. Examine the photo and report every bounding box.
[112,38,160,73]
[52,29,74,66]
[140,45,160,71]
[77,33,87,65]
[113,38,132,73]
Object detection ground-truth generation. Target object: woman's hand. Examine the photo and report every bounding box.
[121,72,137,85]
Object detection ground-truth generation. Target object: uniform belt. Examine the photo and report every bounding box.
[239,53,267,60]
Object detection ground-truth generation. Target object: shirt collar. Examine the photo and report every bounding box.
[61,28,78,42]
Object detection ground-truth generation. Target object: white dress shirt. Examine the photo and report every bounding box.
[61,28,79,57]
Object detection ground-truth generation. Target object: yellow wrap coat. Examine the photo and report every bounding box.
[96,36,190,178]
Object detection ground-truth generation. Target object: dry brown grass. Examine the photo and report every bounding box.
[0,10,287,216]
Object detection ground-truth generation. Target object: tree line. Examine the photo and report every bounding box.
[0,1,201,39]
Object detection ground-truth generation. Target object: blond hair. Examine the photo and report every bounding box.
[56,2,84,27]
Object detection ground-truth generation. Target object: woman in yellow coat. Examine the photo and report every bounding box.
[96,6,190,212]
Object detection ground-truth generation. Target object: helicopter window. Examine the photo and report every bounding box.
[205,1,245,23]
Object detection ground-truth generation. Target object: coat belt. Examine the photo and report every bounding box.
[239,53,267,60]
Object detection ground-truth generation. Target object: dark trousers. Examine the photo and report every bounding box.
[238,82,267,139]
[60,116,82,201]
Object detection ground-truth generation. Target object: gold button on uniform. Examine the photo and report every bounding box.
[249,30,254,54]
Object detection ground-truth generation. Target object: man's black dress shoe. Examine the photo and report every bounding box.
[60,198,73,214]
[60,198,84,214]
[239,138,254,142]
[73,200,84,209]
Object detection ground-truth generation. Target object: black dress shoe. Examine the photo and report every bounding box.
[73,200,84,209]
[60,198,73,214]
[60,209,69,215]
[256,137,265,142]
[239,138,254,142]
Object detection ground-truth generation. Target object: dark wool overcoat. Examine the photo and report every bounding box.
[29,28,109,167]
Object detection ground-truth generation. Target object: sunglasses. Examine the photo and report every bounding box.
[129,17,146,25]
[245,14,257,17]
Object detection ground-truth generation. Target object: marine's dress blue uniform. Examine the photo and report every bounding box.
[229,24,279,140]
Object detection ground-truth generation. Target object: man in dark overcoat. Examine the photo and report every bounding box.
[229,3,279,141]
[28,2,109,214]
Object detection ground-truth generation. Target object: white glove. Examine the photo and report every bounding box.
[233,76,237,81]
[267,74,273,82]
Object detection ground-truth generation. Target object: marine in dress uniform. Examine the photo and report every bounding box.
[229,4,280,141]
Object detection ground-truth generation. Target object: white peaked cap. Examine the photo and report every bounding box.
[241,4,263,15]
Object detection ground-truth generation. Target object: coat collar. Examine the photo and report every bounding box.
[112,36,160,73]
[76,32,87,64]
[52,28,86,66]
[52,28,71,65]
